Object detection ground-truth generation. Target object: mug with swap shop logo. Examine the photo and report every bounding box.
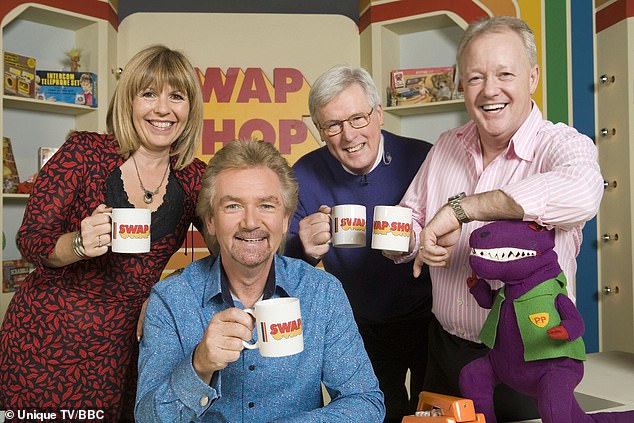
[331,204,367,248]
[105,208,151,253]
[242,297,304,358]
[371,205,413,254]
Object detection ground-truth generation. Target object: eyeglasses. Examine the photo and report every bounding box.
[318,107,374,136]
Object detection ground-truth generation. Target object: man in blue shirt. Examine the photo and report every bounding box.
[135,140,385,422]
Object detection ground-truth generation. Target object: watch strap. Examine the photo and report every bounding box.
[448,192,472,224]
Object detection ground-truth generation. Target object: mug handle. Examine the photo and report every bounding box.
[103,212,114,242]
[241,308,258,350]
[326,211,334,245]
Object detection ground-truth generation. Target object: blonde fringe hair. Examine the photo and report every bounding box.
[106,45,203,170]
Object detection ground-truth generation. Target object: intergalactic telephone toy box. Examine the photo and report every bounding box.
[3,51,37,98]
[36,71,98,107]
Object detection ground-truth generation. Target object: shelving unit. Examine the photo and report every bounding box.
[595,17,634,353]
[360,12,470,143]
[1,3,114,319]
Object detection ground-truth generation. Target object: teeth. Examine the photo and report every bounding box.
[470,247,536,262]
[239,237,264,242]
[151,121,174,129]
[345,144,363,153]
[482,104,505,111]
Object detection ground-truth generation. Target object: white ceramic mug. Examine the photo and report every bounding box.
[331,204,367,248]
[106,208,151,253]
[371,206,412,253]
[242,297,304,358]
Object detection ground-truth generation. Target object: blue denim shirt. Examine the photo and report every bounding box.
[135,255,385,422]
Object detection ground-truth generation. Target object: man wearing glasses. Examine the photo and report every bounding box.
[285,65,433,423]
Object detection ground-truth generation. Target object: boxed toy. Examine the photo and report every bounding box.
[36,71,97,107]
[2,259,35,293]
[3,137,20,193]
[388,66,456,106]
[39,146,59,170]
[3,51,37,97]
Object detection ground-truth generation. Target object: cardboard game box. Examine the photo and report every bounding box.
[36,71,98,107]
[2,259,35,293]
[3,137,20,193]
[3,51,37,98]
[388,66,456,106]
[39,146,59,170]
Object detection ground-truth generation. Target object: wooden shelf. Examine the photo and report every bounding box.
[3,95,96,115]
[382,13,461,35]
[385,98,465,116]
[5,5,96,30]
[2,193,29,200]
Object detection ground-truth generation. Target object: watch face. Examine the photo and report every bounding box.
[449,192,465,202]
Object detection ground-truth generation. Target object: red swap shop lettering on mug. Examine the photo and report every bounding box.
[113,223,150,239]
[372,220,411,237]
[262,318,303,342]
[335,217,366,232]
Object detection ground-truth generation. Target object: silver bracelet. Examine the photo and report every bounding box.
[72,230,87,259]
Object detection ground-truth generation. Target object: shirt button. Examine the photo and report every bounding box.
[457,298,464,305]
[200,396,209,407]
[248,364,255,371]
[248,402,255,408]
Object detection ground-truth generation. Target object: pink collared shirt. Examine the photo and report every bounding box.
[398,102,603,342]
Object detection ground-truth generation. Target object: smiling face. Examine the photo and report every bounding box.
[132,84,190,152]
[206,166,290,273]
[316,83,384,175]
[80,79,92,93]
[460,29,539,148]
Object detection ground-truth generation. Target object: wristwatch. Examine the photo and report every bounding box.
[448,192,472,224]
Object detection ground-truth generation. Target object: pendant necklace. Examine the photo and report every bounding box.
[131,155,170,204]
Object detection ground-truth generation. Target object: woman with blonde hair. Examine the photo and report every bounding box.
[0,45,207,421]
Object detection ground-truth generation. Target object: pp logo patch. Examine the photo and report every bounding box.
[529,312,549,328]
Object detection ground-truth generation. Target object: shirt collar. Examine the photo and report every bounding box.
[507,100,542,162]
[206,254,290,307]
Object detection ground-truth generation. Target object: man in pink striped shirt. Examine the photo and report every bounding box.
[395,16,603,421]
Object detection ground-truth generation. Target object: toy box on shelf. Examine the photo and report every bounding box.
[3,51,37,98]
[39,147,59,170]
[3,137,20,193]
[2,259,35,293]
[388,66,457,107]
[36,71,98,107]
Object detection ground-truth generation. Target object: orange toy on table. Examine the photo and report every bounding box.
[402,391,485,423]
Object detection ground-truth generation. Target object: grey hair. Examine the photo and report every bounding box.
[308,65,380,124]
[456,16,538,74]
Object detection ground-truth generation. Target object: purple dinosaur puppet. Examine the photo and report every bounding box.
[459,220,634,423]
